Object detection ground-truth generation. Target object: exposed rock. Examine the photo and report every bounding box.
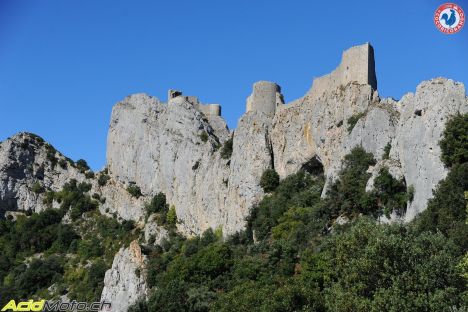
[391,78,468,220]
[144,214,169,246]
[223,110,275,234]
[100,241,147,312]
[1,43,466,239]
[0,132,86,214]
[106,93,231,235]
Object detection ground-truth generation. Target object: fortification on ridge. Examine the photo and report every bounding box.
[245,81,284,115]
[168,89,221,117]
[310,43,377,97]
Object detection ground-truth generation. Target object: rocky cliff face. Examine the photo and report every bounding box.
[100,241,148,311]
[102,44,467,235]
[0,132,86,214]
[1,43,466,237]
[0,43,467,310]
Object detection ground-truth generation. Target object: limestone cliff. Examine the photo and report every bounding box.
[0,42,467,311]
[100,241,148,312]
[1,43,466,237]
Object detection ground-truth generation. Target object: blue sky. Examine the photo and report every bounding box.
[1,0,467,170]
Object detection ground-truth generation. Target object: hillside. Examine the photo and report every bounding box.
[0,43,466,311]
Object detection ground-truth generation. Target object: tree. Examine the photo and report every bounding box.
[127,185,142,198]
[221,137,233,159]
[260,169,280,193]
[75,159,90,173]
[440,113,468,167]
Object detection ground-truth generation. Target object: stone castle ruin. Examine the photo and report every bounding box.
[168,89,221,117]
[2,42,467,241]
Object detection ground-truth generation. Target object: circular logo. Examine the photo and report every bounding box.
[434,3,465,34]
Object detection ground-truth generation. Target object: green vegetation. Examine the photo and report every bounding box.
[98,172,111,186]
[347,111,366,133]
[45,144,58,168]
[31,181,44,194]
[220,137,233,159]
[75,159,90,173]
[127,185,143,198]
[382,141,391,159]
[166,205,178,228]
[199,131,209,143]
[440,113,468,167]
[0,175,139,305]
[144,193,177,228]
[259,168,280,193]
[58,159,68,169]
[4,113,468,311]
[131,132,466,311]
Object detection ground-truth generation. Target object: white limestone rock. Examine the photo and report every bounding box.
[0,132,87,214]
[391,78,468,221]
[100,241,147,312]
[144,214,169,246]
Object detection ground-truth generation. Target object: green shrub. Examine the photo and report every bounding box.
[31,181,44,194]
[85,171,95,179]
[382,142,391,160]
[75,159,90,173]
[221,137,233,159]
[440,113,468,167]
[199,131,209,143]
[324,146,377,218]
[98,173,110,186]
[45,144,58,168]
[414,162,468,255]
[372,167,408,217]
[166,206,178,227]
[145,193,168,218]
[128,300,149,312]
[317,218,465,311]
[347,111,366,133]
[58,159,68,169]
[260,169,280,193]
[127,185,142,198]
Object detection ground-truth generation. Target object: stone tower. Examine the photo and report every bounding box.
[245,81,284,115]
[310,43,377,97]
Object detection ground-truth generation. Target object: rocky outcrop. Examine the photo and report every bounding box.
[0,43,466,238]
[100,241,147,312]
[144,214,169,245]
[0,132,87,214]
[390,78,468,220]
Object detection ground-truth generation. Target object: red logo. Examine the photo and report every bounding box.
[434,3,465,34]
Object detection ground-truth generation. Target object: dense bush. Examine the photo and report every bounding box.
[259,169,280,193]
[382,142,391,160]
[220,137,233,160]
[323,146,377,218]
[127,185,143,198]
[97,172,111,186]
[413,162,468,255]
[316,218,465,311]
[199,131,209,143]
[372,167,408,217]
[440,113,468,167]
[0,178,137,307]
[145,192,169,220]
[53,179,98,221]
[75,159,90,173]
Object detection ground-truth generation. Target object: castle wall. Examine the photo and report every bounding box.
[310,43,377,97]
[167,90,221,117]
[246,81,284,115]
